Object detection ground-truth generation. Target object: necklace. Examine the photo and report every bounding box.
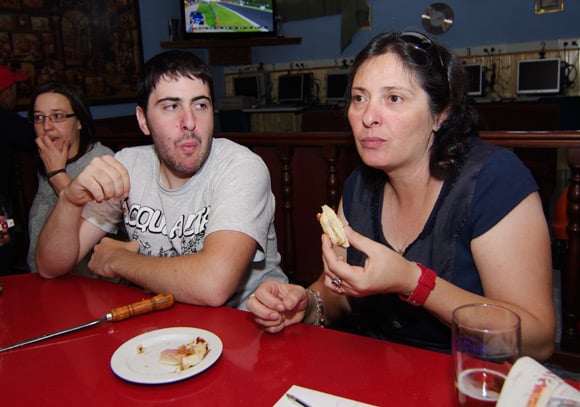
[388,181,430,256]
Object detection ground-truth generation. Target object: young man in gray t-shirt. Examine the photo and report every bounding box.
[35,50,287,310]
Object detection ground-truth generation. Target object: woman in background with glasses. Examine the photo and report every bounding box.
[26,82,113,273]
[248,31,556,361]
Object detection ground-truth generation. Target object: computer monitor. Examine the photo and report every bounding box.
[517,58,562,95]
[325,70,350,104]
[464,64,484,96]
[233,72,269,105]
[277,73,313,104]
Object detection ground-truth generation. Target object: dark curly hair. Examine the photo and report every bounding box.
[345,31,479,179]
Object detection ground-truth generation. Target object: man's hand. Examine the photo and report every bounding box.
[89,237,139,278]
[63,155,130,206]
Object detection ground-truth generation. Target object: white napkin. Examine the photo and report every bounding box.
[497,356,580,407]
[273,384,378,407]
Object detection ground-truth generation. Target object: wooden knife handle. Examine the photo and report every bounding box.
[108,293,175,322]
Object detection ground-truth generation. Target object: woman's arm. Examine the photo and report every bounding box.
[406,192,555,361]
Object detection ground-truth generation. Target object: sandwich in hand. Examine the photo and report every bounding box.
[317,204,349,248]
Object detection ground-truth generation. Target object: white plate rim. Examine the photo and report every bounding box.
[110,326,223,384]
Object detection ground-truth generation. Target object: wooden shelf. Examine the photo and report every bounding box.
[160,36,301,48]
[160,37,301,65]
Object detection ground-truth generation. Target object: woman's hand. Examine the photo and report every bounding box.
[36,135,69,174]
[322,226,420,298]
[247,280,309,334]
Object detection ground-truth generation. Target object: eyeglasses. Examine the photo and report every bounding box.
[30,113,76,124]
[399,31,445,72]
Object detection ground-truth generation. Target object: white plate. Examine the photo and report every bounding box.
[110,327,223,384]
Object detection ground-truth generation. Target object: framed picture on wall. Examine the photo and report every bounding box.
[534,0,564,14]
[0,0,143,107]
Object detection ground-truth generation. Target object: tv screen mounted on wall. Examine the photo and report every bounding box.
[517,58,562,95]
[181,0,277,39]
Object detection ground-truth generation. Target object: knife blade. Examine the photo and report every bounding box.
[0,293,175,353]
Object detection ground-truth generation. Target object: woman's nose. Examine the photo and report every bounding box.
[42,118,55,131]
[362,104,381,128]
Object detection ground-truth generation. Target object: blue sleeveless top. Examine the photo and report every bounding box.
[342,136,538,352]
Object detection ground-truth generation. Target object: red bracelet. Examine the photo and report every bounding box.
[399,263,437,306]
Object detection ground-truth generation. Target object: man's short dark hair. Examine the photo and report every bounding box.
[136,50,214,113]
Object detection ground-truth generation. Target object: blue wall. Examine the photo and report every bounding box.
[92,0,580,118]
[258,0,580,61]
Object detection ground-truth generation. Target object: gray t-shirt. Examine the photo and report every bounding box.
[82,138,287,310]
[27,142,114,273]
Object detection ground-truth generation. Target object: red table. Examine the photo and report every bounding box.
[0,273,553,406]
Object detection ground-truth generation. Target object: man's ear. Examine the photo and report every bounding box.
[136,106,151,136]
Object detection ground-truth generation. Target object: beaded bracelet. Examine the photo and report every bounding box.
[305,288,325,327]
[47,168,66,179]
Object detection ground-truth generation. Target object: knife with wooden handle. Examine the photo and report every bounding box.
[0,293,175,353]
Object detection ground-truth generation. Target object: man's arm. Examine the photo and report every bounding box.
[35,155,130,278]
[35,193,106,277]
[89,230,257,306]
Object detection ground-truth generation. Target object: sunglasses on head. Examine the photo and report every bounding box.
[398,31,446,72]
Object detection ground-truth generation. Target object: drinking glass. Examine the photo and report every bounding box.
[452,303,521,406]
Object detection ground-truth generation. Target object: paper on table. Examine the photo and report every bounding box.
[497,356,580,407]
[274,385,378,407]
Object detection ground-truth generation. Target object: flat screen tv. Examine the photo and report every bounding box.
[517,58,562,95]
[233,71,269,105]
[325,70,350,104]
[464,64,484,96]
[277,73,313,104]
[181,0,277,39]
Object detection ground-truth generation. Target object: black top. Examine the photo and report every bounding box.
[341,136,538,352]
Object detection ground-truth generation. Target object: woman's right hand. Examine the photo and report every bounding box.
[36,135,69,174]
[322,226,419,298]
[247,280,309,334]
